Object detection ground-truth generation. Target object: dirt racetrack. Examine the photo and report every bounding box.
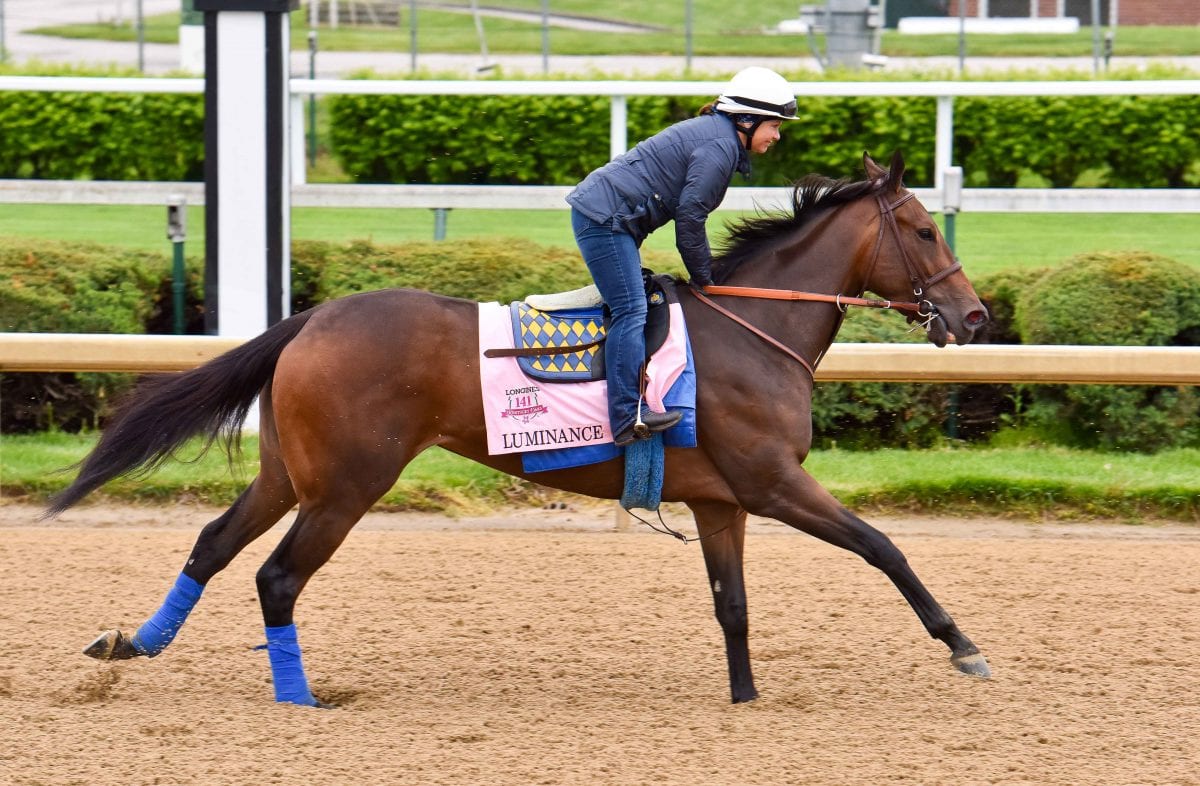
[0,501,1196,786]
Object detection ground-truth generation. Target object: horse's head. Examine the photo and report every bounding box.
[708,152,989,350]
[859,151,989,346]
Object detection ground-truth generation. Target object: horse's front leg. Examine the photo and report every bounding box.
[689,500,757,703]
[739,464,990,678]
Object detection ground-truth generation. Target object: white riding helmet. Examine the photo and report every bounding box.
[714,67,799,120]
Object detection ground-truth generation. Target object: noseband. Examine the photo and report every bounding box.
[690,188,962,378]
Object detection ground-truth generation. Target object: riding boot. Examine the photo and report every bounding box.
[613,409,683,446]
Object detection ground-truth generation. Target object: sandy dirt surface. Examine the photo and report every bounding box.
[0,501,1197,785]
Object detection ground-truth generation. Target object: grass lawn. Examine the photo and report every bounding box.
[0,433,516,513]
[3,432,1197,521]
[25,4,1200,61]
[0,204,1196,278]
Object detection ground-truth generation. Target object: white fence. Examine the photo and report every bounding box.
[1,75,1199,208]
[2,179,1195,214]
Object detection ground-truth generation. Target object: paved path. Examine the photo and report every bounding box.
[4,0,1198,78]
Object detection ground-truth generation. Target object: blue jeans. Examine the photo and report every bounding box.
[571,207,646,436]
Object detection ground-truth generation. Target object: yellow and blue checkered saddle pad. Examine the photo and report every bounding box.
[509,302,607,382]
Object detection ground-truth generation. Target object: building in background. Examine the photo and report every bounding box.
[939,1,1200,25]
[886,1,1200,26]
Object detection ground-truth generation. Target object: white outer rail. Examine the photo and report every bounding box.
[1,179,1197,214]
[2,333,1198,385]
[5,75,1193,96]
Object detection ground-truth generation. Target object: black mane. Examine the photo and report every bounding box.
[711,174,883,284]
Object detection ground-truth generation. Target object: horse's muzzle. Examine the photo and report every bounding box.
[946,307,990,346]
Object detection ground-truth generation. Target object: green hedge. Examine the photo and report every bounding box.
[1015,251,1200,345]
[0,238,193,431]
[291,237,596,308]
[0,65,204,181]
[325,70,1200,188]
[5,238,1198,451]
[4,64,1198,188]
[326,89,1200,188]
[955,93,1200,187]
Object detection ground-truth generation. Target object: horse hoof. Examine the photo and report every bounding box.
[83,630,139,661]
[950,651,991,678]
[731,688,759,704]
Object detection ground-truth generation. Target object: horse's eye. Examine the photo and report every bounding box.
[917,227,936,241]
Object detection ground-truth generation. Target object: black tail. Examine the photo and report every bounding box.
[45,310,316,517]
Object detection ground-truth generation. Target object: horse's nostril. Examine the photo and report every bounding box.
[964,309,989,328]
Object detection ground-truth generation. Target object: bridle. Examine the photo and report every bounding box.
[868,191,962,299]
[689,189,962,379]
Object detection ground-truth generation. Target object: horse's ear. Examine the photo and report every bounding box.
[888,150,907,192]
[863,151,887,185]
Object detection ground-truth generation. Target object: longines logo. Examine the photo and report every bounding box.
[501,386,548,423]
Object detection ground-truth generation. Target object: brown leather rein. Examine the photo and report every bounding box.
[688,190,962,379]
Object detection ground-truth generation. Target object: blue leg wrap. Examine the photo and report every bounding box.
[130,573,204,657]
[264,624,318,706]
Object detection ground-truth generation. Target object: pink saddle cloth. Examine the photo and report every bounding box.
[478,301,689,456]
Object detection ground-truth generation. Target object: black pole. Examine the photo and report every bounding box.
[202,9,219,334]
[167,198,188,335]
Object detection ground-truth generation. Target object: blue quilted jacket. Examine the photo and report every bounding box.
[566,113,750,285]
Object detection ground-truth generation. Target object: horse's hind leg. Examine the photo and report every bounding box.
[250,429,416,705]
[747,468,990,678]
[84,398,299,661]
[252,482,402,707]
[689,501,757,703]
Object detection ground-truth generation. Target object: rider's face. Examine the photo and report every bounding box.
[748,120,783,154]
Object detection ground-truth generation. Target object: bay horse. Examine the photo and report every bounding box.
[49,151,992,707]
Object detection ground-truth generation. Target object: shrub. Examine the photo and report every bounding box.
[0,239,173,432]
[1,64,1197,189]
[325,71,1200,189]
[292,237,593,304]
[1015,251,1200,346]
[0,65,204,181]
[810,306,951,448]
[326,92,613,185]
[972,266,1052,345]
[1012,252,1200,451]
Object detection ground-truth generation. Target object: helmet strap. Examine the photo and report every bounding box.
[736,118,764,152]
